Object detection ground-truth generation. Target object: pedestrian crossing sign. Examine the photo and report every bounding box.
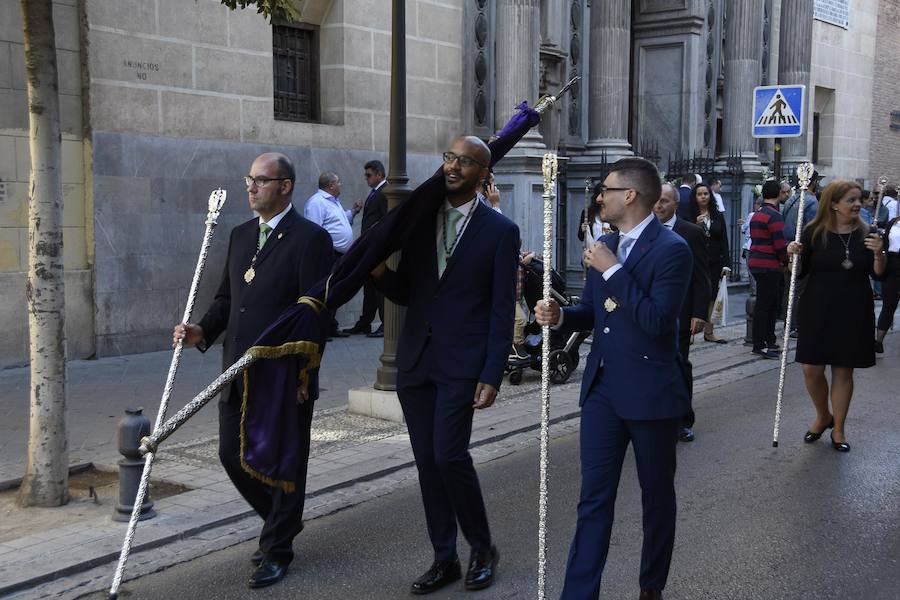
[752,85,805,138]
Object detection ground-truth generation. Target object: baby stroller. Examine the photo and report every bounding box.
[506,258,591,385]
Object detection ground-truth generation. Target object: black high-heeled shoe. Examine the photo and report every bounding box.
[830,433,850,452]
[803,418,834,443]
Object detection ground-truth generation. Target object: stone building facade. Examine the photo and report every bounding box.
[1,0,896,366]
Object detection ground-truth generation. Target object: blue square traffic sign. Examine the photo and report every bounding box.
[752,85,805,138]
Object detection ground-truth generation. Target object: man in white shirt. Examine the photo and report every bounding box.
[304,172,361,337]
[881,185,899,222]
[711,177,726,213]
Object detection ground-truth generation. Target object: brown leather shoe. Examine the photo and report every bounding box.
[639,590,662,600]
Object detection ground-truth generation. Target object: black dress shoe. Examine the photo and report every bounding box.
[342,323,371,335]
[248,559,288,589]
[678,427,695,442]
[366,325,384,338]
[465,545,498,590]
[875,339,884,354]
[752,348,779,360]
[330,329,351,338]
[804,418,834,443]
[639,590,662,600]
[410,558,461,595]
[250,549,265,566]
[831,433,850,452]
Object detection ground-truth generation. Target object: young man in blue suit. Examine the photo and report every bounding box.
[372,135,518,595]
[536,158,692,600]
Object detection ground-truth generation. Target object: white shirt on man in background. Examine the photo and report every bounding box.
[883,195,899,221]
[304,188,354,253]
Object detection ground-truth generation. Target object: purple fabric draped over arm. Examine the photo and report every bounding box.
[239,102,541,491]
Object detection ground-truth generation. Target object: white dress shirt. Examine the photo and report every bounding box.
[258,202,292,232]
[554,213,655,331]
[889,220,900,253]
[436,196,479,250]
[883,196,899,221]
[304,189,354,253]
[663,214,677,230]
[713,191,726,213]
[601,212,657,280]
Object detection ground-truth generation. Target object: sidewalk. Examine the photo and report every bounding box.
[0,288,788,597]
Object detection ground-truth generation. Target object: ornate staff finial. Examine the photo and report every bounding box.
[796,163,814,190]
[542,153,558,195]
[534,75,581,115]
[206,188,227,224]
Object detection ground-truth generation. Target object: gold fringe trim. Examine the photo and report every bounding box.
[297,295,326,314]
[238,340,323,494]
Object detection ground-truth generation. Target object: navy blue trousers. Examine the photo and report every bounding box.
[398,347,492,562]
[561,392,679,599]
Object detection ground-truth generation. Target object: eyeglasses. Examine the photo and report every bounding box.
[442,152,487,169]
[597,185,633,195]
[244,176,288,188]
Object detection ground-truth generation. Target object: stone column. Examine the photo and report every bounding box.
[584,0,631,157]
[721,0,765,162]
[777,0,814,163]
[495,0,543,147]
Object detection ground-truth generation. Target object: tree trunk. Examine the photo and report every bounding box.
[17,0,69,508]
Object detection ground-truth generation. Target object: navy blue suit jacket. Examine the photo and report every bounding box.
[377,201,520,389]
[561,216,693,420]
[676,185,694,221]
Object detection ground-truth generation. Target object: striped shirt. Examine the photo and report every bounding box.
[748,203,787,272]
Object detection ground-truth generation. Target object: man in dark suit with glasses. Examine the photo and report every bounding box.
[173,152,334,589]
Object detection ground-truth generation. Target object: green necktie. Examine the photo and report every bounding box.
[437,209,464,275]
[259,222,271,249]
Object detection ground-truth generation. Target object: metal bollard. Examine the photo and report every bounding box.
[112,408,156,522]
[744,293,756,346]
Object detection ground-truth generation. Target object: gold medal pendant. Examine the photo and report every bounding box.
[244,267,256,284]
[604,297,618,313]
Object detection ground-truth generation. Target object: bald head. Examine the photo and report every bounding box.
[453,135,491,166]
[443,135,491,204]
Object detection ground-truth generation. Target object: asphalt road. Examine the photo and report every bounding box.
[94,349,900,600]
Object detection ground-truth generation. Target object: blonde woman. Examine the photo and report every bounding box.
[787,180,886,452]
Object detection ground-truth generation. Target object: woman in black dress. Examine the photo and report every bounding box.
[690,183,731,343]
[788,180,886,452]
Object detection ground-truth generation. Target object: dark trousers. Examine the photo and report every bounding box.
[678,329,694,428]
[753,271,783,351]
[357,280,384,328]
[398,345,492,562]
[877,255,900,331]
[218,390,314,564]
[330,249,344,333]
[561,393,679,598]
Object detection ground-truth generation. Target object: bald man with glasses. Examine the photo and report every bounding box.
[370,136,519,595]
[173,152,334,589]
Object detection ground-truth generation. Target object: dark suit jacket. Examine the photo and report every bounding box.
[360,184,388,233]
[561,217,692,420]
[377,201,520,389]
[672,218,711,331]
[704,211,731,276]
[676,185,694,220]
[197,207,334,404]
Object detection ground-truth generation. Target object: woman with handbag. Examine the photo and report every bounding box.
[874,215,900,353]
[690,183,731,343]
[787,180,886,452]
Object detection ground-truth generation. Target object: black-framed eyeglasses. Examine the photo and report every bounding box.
[442,152,487,169]
[244,176,288,188]
[597,185,633,195]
